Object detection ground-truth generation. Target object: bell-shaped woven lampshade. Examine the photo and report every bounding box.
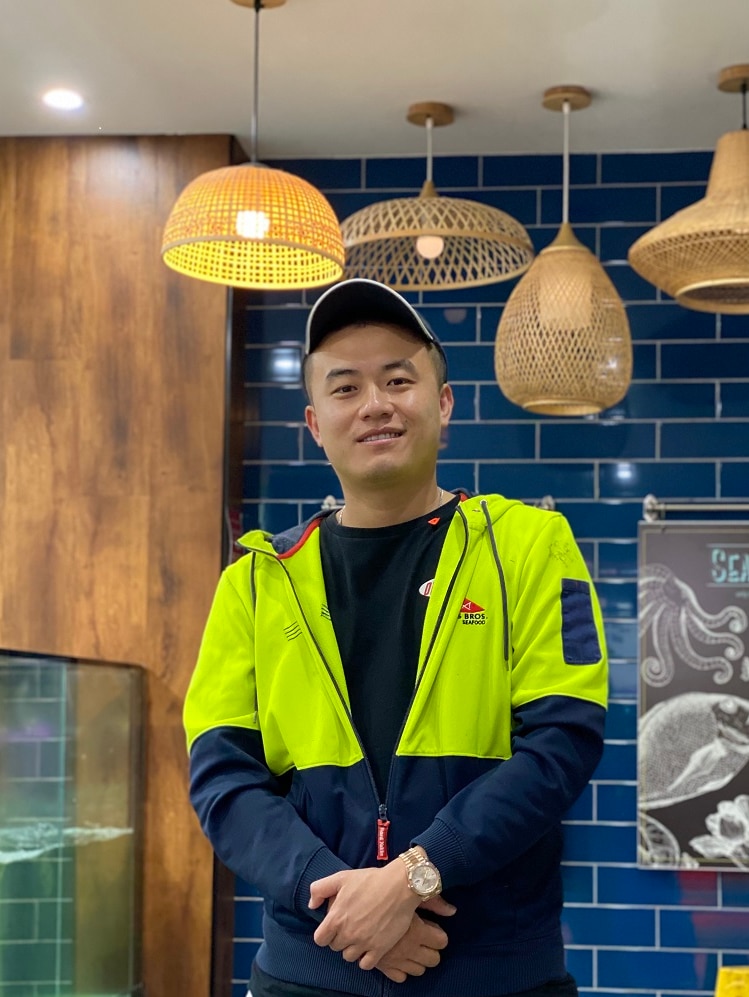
[628,129,749,313]
[495,85,632,416]
[495,223,632,415]
[162,162,344,290]
[341,102,534,291]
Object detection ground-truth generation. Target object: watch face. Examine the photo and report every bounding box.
[411,864,440,895]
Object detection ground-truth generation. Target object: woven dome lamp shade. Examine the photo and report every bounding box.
[162,163,344,290]
[495,86,632,416]
[341,103,534,291]
[628,65,749,314]
[161,0,344,290]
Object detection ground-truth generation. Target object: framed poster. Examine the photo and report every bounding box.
[638,521,749,870]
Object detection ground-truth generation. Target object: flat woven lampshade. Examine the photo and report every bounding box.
[162,163,345,290]
[495,224,633,415]
[341,180,534,291]
[628,130,749,313]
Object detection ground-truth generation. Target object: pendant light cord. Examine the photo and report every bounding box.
[425,116,434,182]
[562,100,570,225]
[250,0,262,163]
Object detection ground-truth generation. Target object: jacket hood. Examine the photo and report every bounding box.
[236,490,531,557]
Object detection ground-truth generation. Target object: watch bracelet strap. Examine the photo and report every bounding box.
[399,846,427,873]
[399,846,440,880]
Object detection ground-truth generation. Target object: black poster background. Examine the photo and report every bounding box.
[638,521,749,871]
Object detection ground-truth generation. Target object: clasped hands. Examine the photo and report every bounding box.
[309,861,456,983]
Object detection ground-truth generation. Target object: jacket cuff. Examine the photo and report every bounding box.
[412,818,468,891]
[294,846,350,923]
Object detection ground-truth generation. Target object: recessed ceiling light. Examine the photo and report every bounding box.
[43,89,84,111]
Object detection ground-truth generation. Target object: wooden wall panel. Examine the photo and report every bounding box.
[0,135,231,997]
[9,141,75,361]
[0,142,14,516]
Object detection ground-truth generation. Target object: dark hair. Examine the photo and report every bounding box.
[302,328,447,401]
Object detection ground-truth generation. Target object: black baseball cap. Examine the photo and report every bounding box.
[305,278,447,374]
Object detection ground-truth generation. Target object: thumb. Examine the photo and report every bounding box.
[308,872,344,909]
[420,895,457,917]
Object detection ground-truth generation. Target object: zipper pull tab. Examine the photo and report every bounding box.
[376,804,390,861]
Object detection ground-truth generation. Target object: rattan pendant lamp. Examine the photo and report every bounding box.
[628,64,749,313]
[340,102,534,291]
[161,0,344,290]
[495,86,632,415]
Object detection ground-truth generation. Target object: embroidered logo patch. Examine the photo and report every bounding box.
[549,540,573,565]
[460,597,486,625]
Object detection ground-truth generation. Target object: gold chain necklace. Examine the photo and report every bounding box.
[337,486,444,526]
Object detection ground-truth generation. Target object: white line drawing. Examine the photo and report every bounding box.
[639,564,748,687]
[639,812,699,868]
[639,692,749,809]
[690,794,749,869]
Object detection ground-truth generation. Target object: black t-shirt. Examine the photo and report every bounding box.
[319,495,460,800]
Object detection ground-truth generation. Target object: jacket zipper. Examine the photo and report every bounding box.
[245,511,472,863]
[380,506,470,858]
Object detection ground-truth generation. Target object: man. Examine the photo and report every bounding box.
[183,278,608,997]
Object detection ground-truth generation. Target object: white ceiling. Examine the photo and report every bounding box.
[6,0,749,161]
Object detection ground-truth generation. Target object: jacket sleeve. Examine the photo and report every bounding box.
[183,565,349,922]
[413,511,608,889]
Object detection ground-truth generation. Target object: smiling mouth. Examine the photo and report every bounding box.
[359,431,403,443]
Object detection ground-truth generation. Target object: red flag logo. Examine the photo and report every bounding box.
[461,598,484,613]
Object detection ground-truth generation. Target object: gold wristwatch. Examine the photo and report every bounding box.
[399,847,442,900]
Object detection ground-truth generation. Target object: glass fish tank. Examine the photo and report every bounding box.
[0,650,144,997]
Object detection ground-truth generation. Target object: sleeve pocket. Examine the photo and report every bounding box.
[561,578,601,665]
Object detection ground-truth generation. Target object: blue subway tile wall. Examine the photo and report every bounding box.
[231,150,749,996]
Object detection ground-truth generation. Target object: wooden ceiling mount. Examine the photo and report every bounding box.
[542,85,592,112]
[718,64,749,93]
[230,0,286,8]
[406,102,455,128]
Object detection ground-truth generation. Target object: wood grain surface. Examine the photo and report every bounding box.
[0,135,231,997]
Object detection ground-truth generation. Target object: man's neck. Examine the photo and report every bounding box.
[337,482,446,529]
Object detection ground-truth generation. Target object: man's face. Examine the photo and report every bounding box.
[304,323,453,494]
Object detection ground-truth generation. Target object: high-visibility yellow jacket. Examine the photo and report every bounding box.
[184,493,608,996]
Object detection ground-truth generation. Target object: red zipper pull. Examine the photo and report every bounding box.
[377,805,390,861]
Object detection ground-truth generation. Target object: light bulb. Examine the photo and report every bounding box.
[236,210,271,239]
[43,89,84,111]
[415,234,445,260]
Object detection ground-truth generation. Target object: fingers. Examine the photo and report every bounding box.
[395,960,428,977]
[420,895,457,916]
[308,872,344,911]
[380,967,408,983]
[358,949,383,972]
[316,927,359,955]
[313,917,342,948]
[413,917,448,949]
[414,944,441,969]
[374,913,446,983]
[378,952,439,981]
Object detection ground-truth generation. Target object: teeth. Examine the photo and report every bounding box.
[363,432,400,442]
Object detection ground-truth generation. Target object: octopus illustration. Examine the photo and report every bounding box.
[639,564,747,687]
[690,794,749,869]
[639,812,695,867]
[639,692,749,809]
